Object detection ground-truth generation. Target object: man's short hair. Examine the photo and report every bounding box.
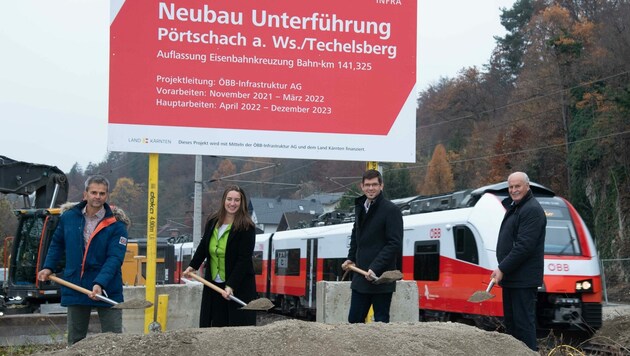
[84,175,110,192]
[508,171,530,184]
[362,169,383,184]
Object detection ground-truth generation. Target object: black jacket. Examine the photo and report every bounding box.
[496,190,546,288]
[189,218,256,326]
[347,192,403,294]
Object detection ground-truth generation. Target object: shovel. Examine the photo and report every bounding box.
[347,265,403,285]
[467,278,496,303]
[48,275,153,309]
[185,273,274,311]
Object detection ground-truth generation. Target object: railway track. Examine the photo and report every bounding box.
[0,312,101,346]
[579,341,630,355]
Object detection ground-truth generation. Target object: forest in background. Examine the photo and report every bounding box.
[1,1,628,266]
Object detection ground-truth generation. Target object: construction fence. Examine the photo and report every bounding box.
[600,258,630,304]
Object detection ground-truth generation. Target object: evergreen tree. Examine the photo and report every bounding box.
[421,144,455,195]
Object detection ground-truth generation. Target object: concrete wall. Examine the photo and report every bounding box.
[316,281,419,323]
[122,283,202,333]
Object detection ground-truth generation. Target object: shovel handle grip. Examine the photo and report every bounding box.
[48,275,118,306]
[186,272,247,307]
[486,278,496,293]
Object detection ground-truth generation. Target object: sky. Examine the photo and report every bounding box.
[0,0,515,173]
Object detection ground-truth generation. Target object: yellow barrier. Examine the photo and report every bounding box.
[156,294,169,331]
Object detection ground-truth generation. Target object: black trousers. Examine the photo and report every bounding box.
[502,287,538,351]
[348,290,393,323]
[199,281,255,327]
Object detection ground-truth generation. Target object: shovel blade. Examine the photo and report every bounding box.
[467,291,495,303]
[373,270,403,284]
[240,298,274,311]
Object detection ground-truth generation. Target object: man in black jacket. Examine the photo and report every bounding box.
[491,172,546,351]
[342,169,403,323]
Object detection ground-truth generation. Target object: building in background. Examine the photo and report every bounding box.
[250,198,324,233]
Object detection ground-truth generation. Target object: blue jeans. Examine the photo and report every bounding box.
[348,290,393,323]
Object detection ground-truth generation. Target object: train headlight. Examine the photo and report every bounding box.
[575,279,593,292]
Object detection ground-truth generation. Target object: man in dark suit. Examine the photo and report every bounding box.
[342,169,403,323]
[491,172,546,351]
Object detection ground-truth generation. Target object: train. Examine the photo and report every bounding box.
[247,181,602,333]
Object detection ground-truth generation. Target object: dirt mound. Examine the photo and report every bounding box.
[36,320,537,356]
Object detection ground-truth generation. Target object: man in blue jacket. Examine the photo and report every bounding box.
[342,169,403,323]
[491,172,546,351]
[38,175,128,345]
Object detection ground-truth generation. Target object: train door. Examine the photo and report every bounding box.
[253,233,272,297]
[304,238,318,309]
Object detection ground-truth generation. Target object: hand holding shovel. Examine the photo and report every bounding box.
[48,275,152,309]
[184,272,274,311]
[345,264,403,285]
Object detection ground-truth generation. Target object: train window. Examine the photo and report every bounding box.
[414,241,439,281]
[181,254,192,273]
[322,258,346,281]
[252,251,263,275]
[275,248,301,276]
[545,223,581,255]
[454,226,479,265]
[543,204,581,255]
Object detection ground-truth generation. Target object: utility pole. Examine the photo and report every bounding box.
[193,155,203,249]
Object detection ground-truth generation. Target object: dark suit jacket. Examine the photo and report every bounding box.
[347,192,403,294]
[496,190,547,288]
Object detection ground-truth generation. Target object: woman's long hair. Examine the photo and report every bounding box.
[209,185,255,232]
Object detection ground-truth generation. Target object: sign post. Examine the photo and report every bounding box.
[144,153,159,333]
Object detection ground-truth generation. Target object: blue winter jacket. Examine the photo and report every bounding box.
[43,201,128,307]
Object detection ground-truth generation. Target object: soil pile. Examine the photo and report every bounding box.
[37,320,537,356]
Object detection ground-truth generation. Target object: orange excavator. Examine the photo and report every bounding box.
[0,155,68,313]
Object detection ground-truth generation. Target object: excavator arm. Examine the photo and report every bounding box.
[0,155,68,208]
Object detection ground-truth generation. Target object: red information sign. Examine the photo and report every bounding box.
[109,0,416,162]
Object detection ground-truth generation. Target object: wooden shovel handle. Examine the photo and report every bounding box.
[48,275,118,306]
[186,272,247,307]
[347,265,377,279]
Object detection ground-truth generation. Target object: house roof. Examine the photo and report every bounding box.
[277,211,316,231]
[250,197,324,225]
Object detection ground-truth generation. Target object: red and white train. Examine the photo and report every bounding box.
[251,182,602,333]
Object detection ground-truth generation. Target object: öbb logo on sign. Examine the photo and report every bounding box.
[548,263,570,272]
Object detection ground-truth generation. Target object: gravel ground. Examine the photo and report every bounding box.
[34,319,537,356]
[22,303,630,356]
